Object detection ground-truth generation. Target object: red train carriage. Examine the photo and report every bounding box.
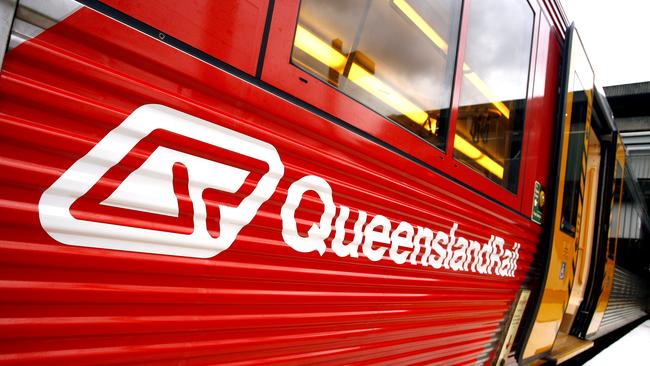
[0,0,647,365]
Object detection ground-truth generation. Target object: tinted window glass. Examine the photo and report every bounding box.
[453,0,534,191]
[291,0,462,149]
[560,74,588,236]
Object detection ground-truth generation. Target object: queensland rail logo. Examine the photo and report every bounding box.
[39,104,520,277]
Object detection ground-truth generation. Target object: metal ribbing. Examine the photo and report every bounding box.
[591,266,648,339]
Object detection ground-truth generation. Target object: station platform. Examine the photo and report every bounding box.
[585,319,650,365]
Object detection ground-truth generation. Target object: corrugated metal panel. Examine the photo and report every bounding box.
[590,266,648,339]
[618,203,641,239]
[604,81,650,98]
[0,2,543,365]
[627,154,650,180]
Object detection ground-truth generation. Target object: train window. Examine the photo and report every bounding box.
[290,0,462,149]
[559,73,589,236]
[453,0,534,192]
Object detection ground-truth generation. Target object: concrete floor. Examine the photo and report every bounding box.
[585,320,650,365]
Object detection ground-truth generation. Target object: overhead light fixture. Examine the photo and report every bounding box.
[392,0,448,52]
[346,63,432,130]
[293,25,434,132]
[294,25,346,73]
[463,70,511,119]
[454,134,504,178]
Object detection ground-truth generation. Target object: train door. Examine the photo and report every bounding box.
[557,125,600,333]
[546,124,602,362]
[584,140,626,337]
[520,25,597,363]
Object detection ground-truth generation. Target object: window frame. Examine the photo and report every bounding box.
[450,0,538,196]
[261,0,541,212]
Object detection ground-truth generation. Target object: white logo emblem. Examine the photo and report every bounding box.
[39,104,284,258]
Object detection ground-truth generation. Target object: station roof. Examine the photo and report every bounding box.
[605,82,650,277]
[605,82,650,207]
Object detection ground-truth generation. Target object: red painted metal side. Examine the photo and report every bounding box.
[520,11,561,219]
[0,3,555,365]
[101,0,269,76]
[509,13,563,357]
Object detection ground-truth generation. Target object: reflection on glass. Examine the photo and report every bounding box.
[453,0,534,191]
[607,162,624,259]
[291,0,462,149]
[560,73,589,236]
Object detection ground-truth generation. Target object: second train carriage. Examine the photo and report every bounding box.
[0,0,647,364]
